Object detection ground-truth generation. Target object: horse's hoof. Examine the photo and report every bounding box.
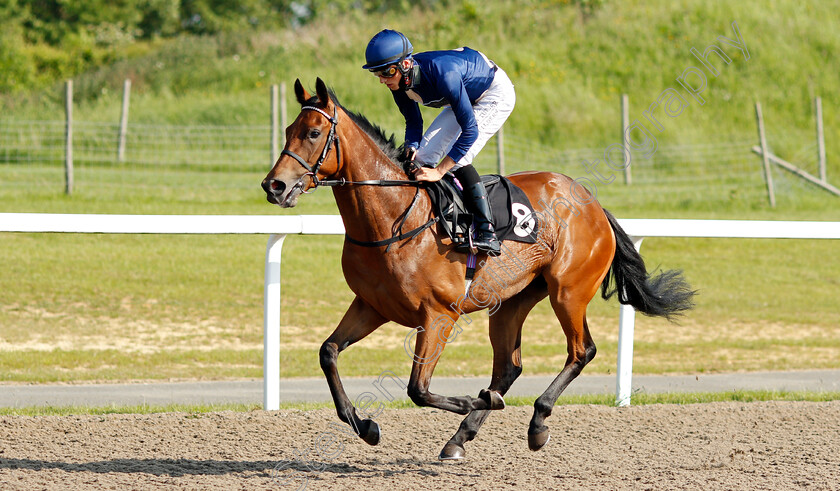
[528,429,550,451]
[479,389,506,410]
[360,419,380,446]
[438,442,466,461]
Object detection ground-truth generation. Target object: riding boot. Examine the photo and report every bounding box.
[464,182,502,257]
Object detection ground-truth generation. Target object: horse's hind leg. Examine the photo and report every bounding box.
[528,286,597,451]
[320,296,388,445]
[440,277,548,460]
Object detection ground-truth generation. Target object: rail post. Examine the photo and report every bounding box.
[264,233,286,410]
[496,125,505,175]
[615,236,644,406]
[621,94,631,185]
[271,85,279,166]
[280,82,287,148]
[754,102,776,208]
[64,80,73,195]
[117,79,131,163]
[815,96,826,182]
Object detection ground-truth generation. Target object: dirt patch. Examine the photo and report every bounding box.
[1,401,838,489]
[0,304,261,354]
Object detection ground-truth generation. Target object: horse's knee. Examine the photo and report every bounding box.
[319,342,338,371]
[407,385,431,407]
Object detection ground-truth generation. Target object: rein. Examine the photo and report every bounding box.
[318,178,423,187]
[284,104,433,250]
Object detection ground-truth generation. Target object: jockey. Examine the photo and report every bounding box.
[362,29,516,257]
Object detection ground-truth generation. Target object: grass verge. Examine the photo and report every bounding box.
[2,390,838,417]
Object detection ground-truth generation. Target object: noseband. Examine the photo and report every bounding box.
[281,105,341,192]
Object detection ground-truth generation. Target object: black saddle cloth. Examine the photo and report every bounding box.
[424,173,539,247]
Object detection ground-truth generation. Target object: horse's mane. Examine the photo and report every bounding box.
[304,90,402,165]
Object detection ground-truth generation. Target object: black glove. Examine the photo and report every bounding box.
[400,146,417,165]
[400,146,419,177]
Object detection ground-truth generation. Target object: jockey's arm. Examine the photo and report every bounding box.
[392,89,423,149]
[414,156,456,182]
[415,73,475,182]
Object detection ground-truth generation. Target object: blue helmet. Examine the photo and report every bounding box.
[362,29,413,70]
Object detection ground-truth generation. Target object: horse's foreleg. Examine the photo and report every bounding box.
[440,278,548,460]
[320,296,388,445]
[406,315,503,415]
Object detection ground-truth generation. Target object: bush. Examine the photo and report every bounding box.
[0,31,36,93]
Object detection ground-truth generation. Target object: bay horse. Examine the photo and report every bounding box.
[262,78,694,460]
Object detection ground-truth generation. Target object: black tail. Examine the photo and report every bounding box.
[600,209,696,321]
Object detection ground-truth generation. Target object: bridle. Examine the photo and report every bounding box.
[279,103,438,251]
[280,105,341,193]
[281,104,425,191]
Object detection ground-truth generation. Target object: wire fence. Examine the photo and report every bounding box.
[479,132,773,204]
[0,118,823,205]
[0,120,271,171]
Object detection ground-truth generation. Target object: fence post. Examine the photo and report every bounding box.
[64,80,74,195]
[621,94,631,185]
[754,102,776,208]
[280,82,287,147]
[117,79,131,163]
[615,236,643,407]
[816,96,826,182]
[264,233,286,411]
[271,84,279,165]
[496,125,505,175]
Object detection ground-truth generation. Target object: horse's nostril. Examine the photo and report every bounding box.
[271,180,286,195]
[263,179,286,195]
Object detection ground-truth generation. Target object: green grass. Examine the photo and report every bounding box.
[514,389,840,407]
[1,203,838,382]
[2,390,838,417]
[1,0,839,384]
[0,176,837,382]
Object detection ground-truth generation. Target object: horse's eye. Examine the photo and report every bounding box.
[308,129,321,139]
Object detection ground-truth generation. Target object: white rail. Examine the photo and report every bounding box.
[1,214,838,409]
[612,218,840,406]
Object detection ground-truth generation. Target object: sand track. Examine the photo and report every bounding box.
[1,401,838,490]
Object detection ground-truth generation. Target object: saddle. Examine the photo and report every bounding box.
[424,173,539,249]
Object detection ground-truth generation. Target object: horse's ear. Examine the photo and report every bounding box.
[315,77,330,109]
[294,79,310,105]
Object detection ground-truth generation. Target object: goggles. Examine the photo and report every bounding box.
[370,65,399,78]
